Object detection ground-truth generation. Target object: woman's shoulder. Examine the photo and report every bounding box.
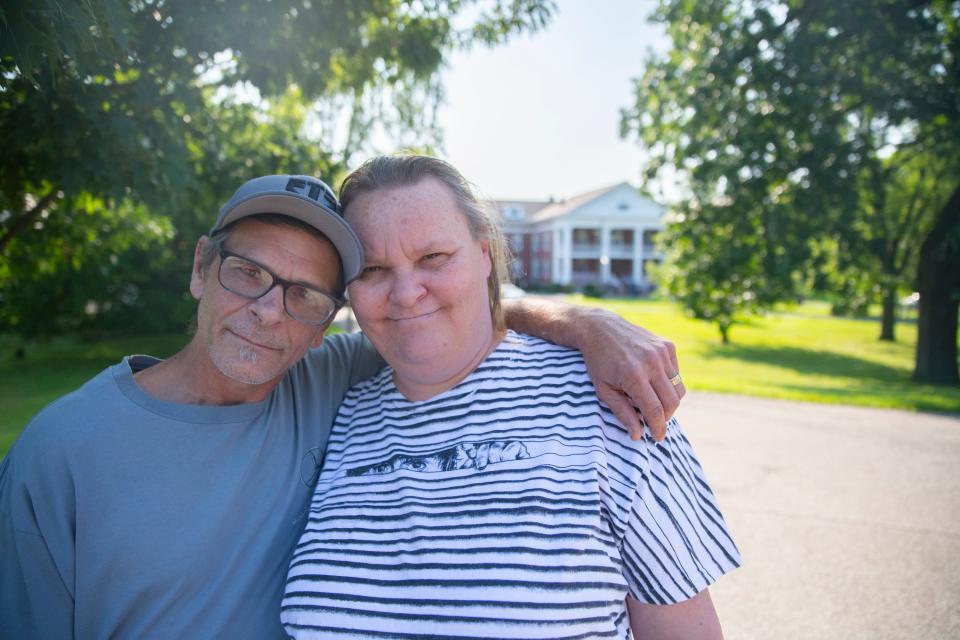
[337,365,396,408]
[491,331,587,367]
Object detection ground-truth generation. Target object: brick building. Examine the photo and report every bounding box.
[492,183,665,292]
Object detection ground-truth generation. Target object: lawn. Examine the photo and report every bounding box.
[0,333,189,457]
[573,296,960,414]
[2,299,958,458]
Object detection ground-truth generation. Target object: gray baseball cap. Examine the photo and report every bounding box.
[213,174,363,283]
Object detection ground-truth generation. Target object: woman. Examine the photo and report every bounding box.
[282,156,740,639]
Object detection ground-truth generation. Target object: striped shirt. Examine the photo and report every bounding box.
[282,332,740,639]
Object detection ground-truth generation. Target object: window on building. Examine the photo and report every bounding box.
[611,259,633,279]
[572,229,600,247]
[573,258,600,274]
[609,229,634,247]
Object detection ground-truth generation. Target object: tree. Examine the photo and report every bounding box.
[0,0,555,337]
[622,0,959,382]
[915,184,960,383]
[837,149,953,341]
[0,87,343,336]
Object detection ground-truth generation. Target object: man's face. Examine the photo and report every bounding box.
[189,218,342,388]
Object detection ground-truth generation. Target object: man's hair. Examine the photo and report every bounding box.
[339,155,511,331]
[199,213,346,297]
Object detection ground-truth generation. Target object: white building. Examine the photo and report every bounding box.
[493,183,665,292]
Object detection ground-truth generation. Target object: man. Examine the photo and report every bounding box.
[0,174,685,638]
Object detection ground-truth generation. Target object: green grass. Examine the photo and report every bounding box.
[2,300,957,458]
[569,296,960,414]
[0,334,189,457]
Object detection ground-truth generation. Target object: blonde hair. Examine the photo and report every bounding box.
[339,155,510,330]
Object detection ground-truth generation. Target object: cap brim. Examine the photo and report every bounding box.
[217,193,363,283]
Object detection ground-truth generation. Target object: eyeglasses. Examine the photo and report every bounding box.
[217,248,344,326]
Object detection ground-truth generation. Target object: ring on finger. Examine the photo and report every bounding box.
[669,373,682,386]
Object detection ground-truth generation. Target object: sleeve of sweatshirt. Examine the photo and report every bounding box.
[303,331,385,399]
[0,414,77,639]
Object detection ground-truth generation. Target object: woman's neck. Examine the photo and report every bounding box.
[392,327,507,402]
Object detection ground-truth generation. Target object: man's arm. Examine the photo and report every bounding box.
[503,297,684,441]
[0,452,75,637]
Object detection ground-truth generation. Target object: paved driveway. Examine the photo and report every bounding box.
[678,392,960,640]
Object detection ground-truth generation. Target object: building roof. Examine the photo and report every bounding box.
[494,199,553,219]
[490,182,644,224]
[527,183,631,223]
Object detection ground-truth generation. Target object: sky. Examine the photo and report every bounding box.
[435,1,672,202]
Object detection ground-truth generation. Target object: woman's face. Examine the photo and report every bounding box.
[344,177,495,397]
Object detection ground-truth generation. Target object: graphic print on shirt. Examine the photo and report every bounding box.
[346,438,598,477]
[347,438,530,476]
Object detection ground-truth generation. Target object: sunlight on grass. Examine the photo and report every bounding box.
[573,296,959,413]
[0,334,189,456]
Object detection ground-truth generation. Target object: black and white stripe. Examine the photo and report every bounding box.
[283,332,740,639]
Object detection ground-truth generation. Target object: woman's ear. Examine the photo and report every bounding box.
[479,238,492,278]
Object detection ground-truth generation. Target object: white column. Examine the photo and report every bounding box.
[562,225,573,284]
[632,225,644,284]
[600,224,611,283]
[552,227,562,284]
[551,227,558,284]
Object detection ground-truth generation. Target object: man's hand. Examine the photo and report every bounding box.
[502,299,684,441]
[576,307,683,441]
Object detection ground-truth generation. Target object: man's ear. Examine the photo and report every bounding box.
[189,236,210,301]
[310,330,326,349]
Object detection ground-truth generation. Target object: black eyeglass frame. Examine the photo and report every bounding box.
[216,248,345,326]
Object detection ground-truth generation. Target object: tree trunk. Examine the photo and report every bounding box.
[718,321,731,345]
[0,191,61,253]
[879,284,896,342]
[913,184,960,385]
